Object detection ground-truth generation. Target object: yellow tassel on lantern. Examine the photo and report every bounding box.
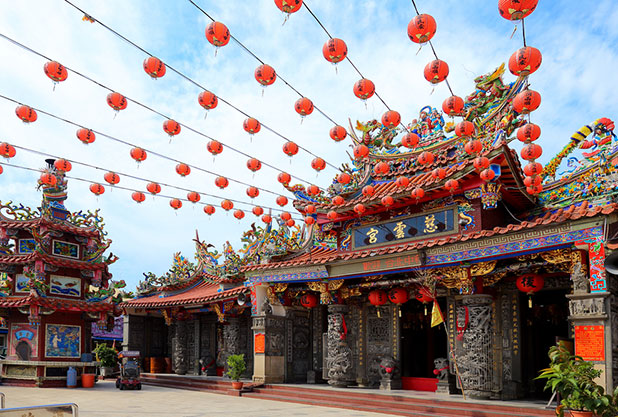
[528,295,533,308]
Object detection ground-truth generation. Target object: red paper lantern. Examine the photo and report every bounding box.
[198,91,218,110]
[521,143,543,161]
[464,140,483,155]
[381,196,394,207]
[431,167,446,180]
[276,195,289,207]
[262,214,272,223]
[233,209,245,220]
[283,141,299,157]
[104,172,120,185]
[289,219,298,228]
[305,204,316,214]
[418,151,435,165]
[143,56,166,78]
[327,211,338,221]
[76,128,96,144]
[252,206,264,216]
[89,183,105,196]
[39,173,57,186]
[524,162,543,176]
[455,121,475,137]
[130,147,147,163]
[402,132,420,149]
[207,140,223,156]
[300,293,318,308]
[527,184,543,195]
[275,0,302,14]
[187,191,201,203]
[424,59,449,84]
[204,205,216,215]
[322,38,347,64]
[368,290,388,306]
[44,61,68,83]
[332,195,345,205]
[330,125,347,142]
[311,157,326,172]
[307,184,320,196]
[415,289,433,304]
[411,187,425,200]
[15,105,37,123]
[499,0,538,21]
[474,156,490,171]
[516,273,544,295]
[480,168,496,182]
[54,159,72,172]
[509,46,542,77]
[442,96,464,116]
[221,199,234,211]
[354,203,366,215]
[337,172,351,184]
[132,192,146,203]
[395,176,410,188]
[353,78,375,100]
[373,161,390,176]
[304,216,315,225]
[388,288,409,304]
[147,182,161,195]
[295,97,314,116]
[163,119,181,136]
[215,176,229,189]
[246,186,260,198]
[170,199,183,210]
[444,179,459,192]
[382,110,401,129]
[407,14,437,44]
[243,117,261,134]
[281,212,292,221]
[362,185,376,197]
[176,163,191,177]
[524,175,542,187]
[205,21,230,47]
[255,64,276,86]
[247,158,262,172]
[513,90,541,114]
[517,123,541,142]
[353,144,370,160]
[107,92,127,111]
[278,172,291,184]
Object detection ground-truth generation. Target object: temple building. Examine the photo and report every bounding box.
[122,64,618,400]
[0,159,121,386]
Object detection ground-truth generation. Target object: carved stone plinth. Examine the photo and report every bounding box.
[455,294,493,399]
[326,305,355,387]
[251,314,286,383]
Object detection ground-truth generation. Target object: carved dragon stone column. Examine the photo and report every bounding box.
[173,320,188,375]
[455,294,494,399]
[325,304,355,387]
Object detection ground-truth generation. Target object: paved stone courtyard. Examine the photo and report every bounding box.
[0,381,397,416]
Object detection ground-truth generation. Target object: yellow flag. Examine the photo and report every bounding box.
[431,300,444,328]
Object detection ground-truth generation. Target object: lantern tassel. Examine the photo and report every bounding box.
[398,308,401,318]
[510,24,518,39]
[300,117,304,125]
[416,45,423,56]
[364,100,367,110]
[204,111,208,120]
[377,308,381,318]
[335,65,338,75]
[282,13,289,26]
[113,111,117,120]
[424,304,428,316]
[53,82,57,92]
[261,88,265,98]
[528,295,532,308]
[214,47,218,58]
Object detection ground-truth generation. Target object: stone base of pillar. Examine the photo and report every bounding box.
[379,376,401,390]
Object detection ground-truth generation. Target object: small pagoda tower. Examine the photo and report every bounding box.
[0,159,120,387]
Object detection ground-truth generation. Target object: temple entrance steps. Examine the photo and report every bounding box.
[140,373,244,396]
[242,384,556,417]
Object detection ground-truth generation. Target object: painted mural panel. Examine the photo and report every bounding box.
[14,273,29,293]
[45,324,81,358]
[10,323,38,359]
[49,275,81,297]
[18,239,36,254]
[52,240,79,259]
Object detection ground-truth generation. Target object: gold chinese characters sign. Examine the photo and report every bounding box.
[352,208,458,249]
[329,251,422,277]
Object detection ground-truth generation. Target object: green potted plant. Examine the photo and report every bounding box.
[536,344,616,417]
[93,343,118,378]
[225,354,246,390]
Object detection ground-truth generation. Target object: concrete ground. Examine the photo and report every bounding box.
[0,380,398,416]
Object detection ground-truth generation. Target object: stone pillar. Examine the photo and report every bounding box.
[325,304,355,387]
[251,314,286,383]
[173,320,188,375]
[454,294,494,399]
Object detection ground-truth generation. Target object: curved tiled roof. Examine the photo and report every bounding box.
[0,294,114,312]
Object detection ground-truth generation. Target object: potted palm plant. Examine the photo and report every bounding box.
[225,354,246,390]
[536,344,617,417]
[93,343,118,378]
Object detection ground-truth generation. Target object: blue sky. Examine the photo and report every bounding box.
[0,0,616,290]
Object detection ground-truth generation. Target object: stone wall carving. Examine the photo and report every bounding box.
[568,297,607,318]
[325,304,355,387]
[455,295,493,399]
